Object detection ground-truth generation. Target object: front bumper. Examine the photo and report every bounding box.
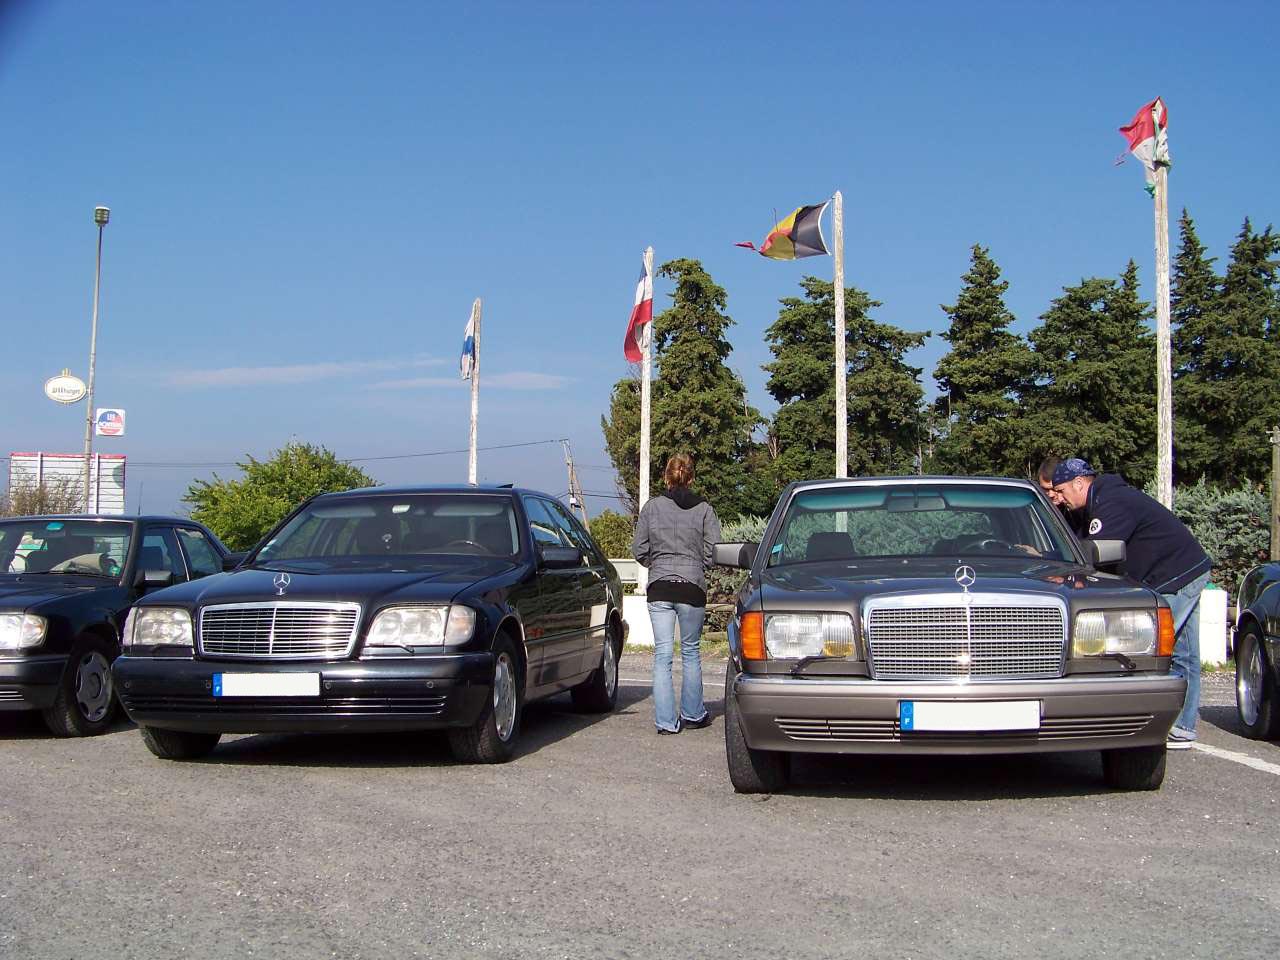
[0,655,67,711]
[114,654,495,734]
[733,672,1187,755]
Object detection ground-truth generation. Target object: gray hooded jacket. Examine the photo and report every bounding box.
[632,488,721,591]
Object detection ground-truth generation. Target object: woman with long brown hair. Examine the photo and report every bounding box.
[631,454,721,734]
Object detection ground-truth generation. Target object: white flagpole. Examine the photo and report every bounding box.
[638,246,653,594]
[1153,165,1173,508]
[468,297,481,486]
[833,191,847,478]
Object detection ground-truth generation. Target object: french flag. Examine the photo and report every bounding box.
[623,253,654,363]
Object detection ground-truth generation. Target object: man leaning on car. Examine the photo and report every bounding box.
[1051,458,1212,749]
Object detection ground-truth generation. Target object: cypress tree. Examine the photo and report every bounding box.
[1170,209,1222,482]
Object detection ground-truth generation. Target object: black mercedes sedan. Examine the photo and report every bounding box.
[1231,562,1280,739]
[0,514,235,736]
[114,485,625,763]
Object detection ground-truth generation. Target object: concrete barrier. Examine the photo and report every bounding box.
[1199,585,1229,666]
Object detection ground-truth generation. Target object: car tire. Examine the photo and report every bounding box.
[724,665,789,793]
[139,725,222,760]
[449,635,522,764]
[571,623,620,713]
[42,636,118,737]
[1235,626,1279,739]
[1101,743,1167,791]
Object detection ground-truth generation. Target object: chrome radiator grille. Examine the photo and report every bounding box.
[865,594,1066,680]
[198,602,361,659]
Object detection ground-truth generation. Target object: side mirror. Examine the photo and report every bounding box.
[222,551,247,571]
[1088,539,1126,569]
[539,545,582,569]
[136,569,175,590]
[714,542,758,569]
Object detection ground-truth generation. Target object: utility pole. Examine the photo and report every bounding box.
[832,190,846,478]
[81,205,110,512]
[1270,427,1280,561]
[562,439,589,527]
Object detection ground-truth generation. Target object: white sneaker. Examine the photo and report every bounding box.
[1166,727,1197,750]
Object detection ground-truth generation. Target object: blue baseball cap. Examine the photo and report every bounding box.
[1051,457,1097,486]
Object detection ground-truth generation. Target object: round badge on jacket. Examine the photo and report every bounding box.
[1088,518,1103,535]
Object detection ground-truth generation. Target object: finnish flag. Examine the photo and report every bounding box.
[460,312,476,380]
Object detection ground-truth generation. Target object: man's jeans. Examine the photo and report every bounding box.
[1163,571,1211,735]
[647,601,708,732]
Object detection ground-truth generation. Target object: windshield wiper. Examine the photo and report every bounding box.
[790,655,836,675]
[1094,652,1137,671]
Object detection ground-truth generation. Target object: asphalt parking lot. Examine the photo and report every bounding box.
[2,654,1277,960]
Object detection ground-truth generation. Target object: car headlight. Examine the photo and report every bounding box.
[0,614,47,651]
[126,607,193,650]
[764,612,854,659]
[365,605,476,652]
[1073,609,1157,657]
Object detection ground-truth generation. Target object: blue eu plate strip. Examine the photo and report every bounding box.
[899,701,914,731]
[212,674,223,697]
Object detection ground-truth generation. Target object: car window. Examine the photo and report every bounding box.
[140,528,188,582]
[544,499,598,561]
[0,519,132,576]
[767,484,1074,566]
[177,527,222,578]
[522,497,569,549]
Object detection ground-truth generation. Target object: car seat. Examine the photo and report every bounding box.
[805,531,856,562]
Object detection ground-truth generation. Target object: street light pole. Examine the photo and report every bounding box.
[81,205,109,513]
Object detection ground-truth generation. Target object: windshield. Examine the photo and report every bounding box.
[0,519,132,577]
[766,483,1078,567]
[254,494,521,569]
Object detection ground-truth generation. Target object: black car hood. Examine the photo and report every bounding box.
[142,559,520,609]
[0,574,121,611]
[760,556,1153,607]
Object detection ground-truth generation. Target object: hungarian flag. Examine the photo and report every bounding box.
[1119,97,1170,196]
[623,254,654,363]
[737,201,830,259]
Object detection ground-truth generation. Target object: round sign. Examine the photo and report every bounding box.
[44,372,87,404]
[96,408,125,437]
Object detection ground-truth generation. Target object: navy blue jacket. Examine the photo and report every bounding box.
[1083,474,1211,594]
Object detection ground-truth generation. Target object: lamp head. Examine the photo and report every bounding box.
[94,206,110,226]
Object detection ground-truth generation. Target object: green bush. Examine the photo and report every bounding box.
[706,515,769,612]
[1171,480,1269,599]
[588,510,635,558]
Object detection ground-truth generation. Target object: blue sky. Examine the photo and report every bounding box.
[2,0,1276,518]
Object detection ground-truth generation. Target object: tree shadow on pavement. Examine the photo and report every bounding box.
[189,686,647,769]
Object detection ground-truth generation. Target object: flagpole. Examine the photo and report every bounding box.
[1153,166,1173,508]
[638,246,653,593]
[468,297,481,486]
[833,191,847,478]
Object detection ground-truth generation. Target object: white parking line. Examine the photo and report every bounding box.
[1191,742,1280,776]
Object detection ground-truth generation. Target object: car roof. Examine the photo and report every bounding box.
[0,514,199,524]
[313,484,557,500]
[787,475,1036,492]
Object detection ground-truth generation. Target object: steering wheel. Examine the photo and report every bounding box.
[444,539,491,555]
[956,536,1014,554]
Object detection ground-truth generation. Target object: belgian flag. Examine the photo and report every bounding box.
[737,201,831,260]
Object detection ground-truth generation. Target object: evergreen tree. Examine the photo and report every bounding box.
[1170,209,1222,481]
[1020,265,1156,484]
[931,245,1035,475]
[1208,219,1280,482]
[600,259,769,518]
[765,277,926,485]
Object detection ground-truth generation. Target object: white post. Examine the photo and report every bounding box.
[638,246,654,594]
[467,297,481,486]
[82,210,109,512]
[1153,166,1173,509]
[832,191,847,478]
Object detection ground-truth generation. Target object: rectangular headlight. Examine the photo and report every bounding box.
[765,612,854,659]
[127,607,193,649]
[0,614,47,650]
[365,605,476,652]
[1073,609,1157,657]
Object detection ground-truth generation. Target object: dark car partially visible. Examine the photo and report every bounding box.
[0,515,234,736]
[1232,563,1280,739]
[113,486,625,764]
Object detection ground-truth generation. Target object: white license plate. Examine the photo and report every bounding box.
[899,700,1040,732]
[213,673,320,698]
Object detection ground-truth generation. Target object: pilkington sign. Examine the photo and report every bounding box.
[44,370,87,404]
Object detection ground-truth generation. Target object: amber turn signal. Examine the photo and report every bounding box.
[739,611,766,661]
[1157,607,1176,657]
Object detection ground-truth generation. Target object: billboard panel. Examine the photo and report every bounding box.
[7,452,127,515]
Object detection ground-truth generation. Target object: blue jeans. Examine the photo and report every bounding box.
[647,601,708,732]
[1163,572,1210,735]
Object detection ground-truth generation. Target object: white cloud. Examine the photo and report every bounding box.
[374,371,572,391]
[169,355,444,388]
